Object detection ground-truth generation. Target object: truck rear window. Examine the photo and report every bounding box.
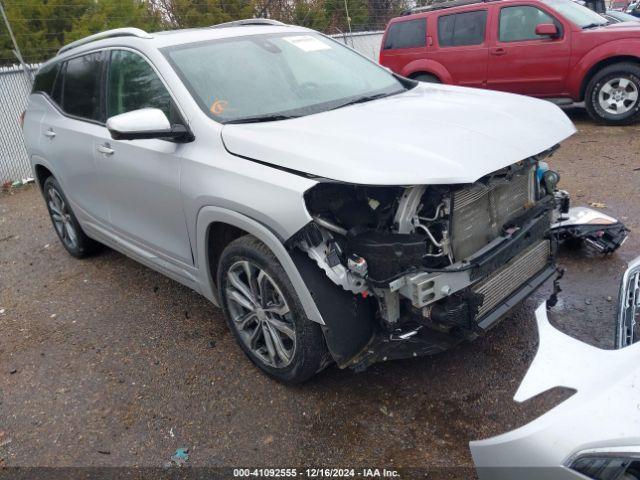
[383,19,427,50]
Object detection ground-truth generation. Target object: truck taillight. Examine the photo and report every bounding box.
[19,111,25,129]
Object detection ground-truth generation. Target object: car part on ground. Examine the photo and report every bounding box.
[551,205,629,253]
[470,256,640,480]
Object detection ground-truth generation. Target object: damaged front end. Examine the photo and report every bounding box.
[289,153,566,370]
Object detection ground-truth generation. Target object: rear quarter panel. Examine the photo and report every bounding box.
[23,96,47,177]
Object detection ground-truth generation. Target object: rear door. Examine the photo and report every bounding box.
[379,18,427,74]
[39,51,110,223]
[429,9,490,87]
[93,49,193,266]
[486,3,571,96]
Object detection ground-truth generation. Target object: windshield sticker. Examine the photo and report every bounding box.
[210,99,229,116]
[283,36,331,52]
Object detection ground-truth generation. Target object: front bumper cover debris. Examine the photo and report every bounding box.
[470,256,640,480]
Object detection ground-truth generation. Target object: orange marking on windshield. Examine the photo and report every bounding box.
[210,99,228,115]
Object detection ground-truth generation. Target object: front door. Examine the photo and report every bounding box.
[94,49,193,266]
[487,3,571,96]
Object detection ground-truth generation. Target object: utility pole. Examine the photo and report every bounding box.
[0,0,33,81]
[343,0,353,47]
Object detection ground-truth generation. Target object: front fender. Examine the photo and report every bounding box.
[567,40,640,99]
[195,206,324,325]
[401,58,453,83]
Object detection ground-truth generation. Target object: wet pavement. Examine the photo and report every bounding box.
[0,108,639,472]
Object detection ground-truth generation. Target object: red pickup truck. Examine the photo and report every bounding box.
[379,0,640,125]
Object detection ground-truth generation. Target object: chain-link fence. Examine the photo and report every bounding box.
[0,64,36,183]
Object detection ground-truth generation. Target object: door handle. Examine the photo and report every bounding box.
[44,129,56,138]
[491,47,507,56]
[97,144,114,156]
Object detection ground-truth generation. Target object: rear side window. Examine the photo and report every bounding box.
[107,50,179,123]
[62,52,104,121]
[50,63,64,106]
[438,10,488,47]
[32,62,60,96]
[383,19,426,50]
[499,6,555,42]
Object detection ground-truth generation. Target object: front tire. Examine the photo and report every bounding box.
[585,62,640,125]
[217,235,328,384]
[43,177,101,258]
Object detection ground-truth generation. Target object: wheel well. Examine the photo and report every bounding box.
[207,222,248,283]
[580,56,640,101]
[34,164,53,190]
[409,71,439,81]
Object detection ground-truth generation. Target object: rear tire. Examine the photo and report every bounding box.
[217,235,328,384]
[412,73,441,83]
[43,177,101,258]
[585,62,640,125]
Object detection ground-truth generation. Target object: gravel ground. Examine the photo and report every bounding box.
[0,108,639,474]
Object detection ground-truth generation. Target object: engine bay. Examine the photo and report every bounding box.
[289,156,564,369]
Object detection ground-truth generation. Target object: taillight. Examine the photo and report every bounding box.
[19,111,25,129]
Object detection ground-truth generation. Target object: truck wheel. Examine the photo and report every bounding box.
[217,235,328,384]
[585,62,640,125]
[413,73,441,83]
[43,176,101,258]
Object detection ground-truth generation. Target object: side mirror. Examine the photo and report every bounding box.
[615,256,640,348]
[535,23,559,37]
[106,108,192,142]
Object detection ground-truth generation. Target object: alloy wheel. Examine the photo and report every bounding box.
[47,186,78,250]
[225,260,296,368]
[598,77,639,115]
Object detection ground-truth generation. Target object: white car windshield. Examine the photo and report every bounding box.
[543,0,609,27]
[163,32,408,124]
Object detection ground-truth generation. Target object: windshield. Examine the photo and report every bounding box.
[542,0,608,27]
[609,10,639,21]
[163,32,407,124]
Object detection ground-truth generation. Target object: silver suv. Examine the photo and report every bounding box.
[23,19,576,383]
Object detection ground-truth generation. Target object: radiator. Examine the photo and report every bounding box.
[451,165,535,261]
[472,240,551,319]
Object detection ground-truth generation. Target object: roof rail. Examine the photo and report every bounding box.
[401,0,499,15]
[58,28,152,55]
[210,18,287,29]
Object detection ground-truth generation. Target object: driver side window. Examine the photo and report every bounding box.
[107,50,181,124]
[499,6,556,42]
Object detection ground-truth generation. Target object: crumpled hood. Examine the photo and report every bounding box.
[222,83,576,185]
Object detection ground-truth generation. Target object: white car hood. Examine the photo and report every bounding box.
[222,83,576,185]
